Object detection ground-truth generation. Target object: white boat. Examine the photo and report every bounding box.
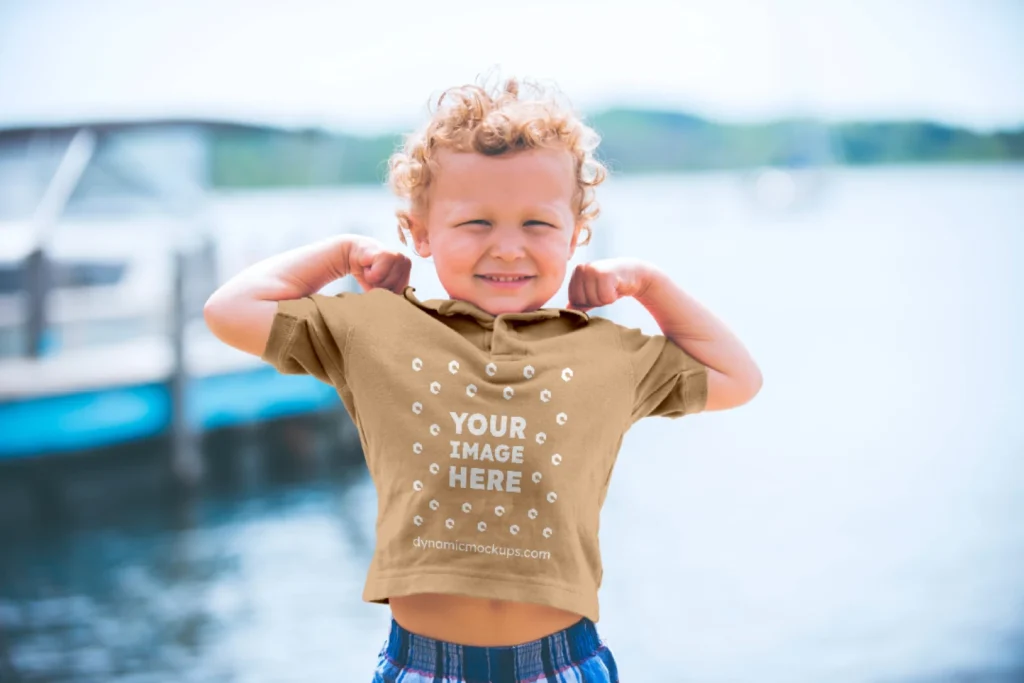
[0,120,349,464]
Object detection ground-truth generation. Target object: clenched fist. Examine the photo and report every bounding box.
[567,258,654,311]
[346,237,412,293]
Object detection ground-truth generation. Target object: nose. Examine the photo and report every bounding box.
[488,225,526,261]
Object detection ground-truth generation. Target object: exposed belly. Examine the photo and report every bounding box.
[388,593,583,646]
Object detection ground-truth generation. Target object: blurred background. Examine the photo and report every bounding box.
[0,0,1022,681]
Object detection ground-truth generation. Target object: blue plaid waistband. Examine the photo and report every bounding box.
[382,616,609,682]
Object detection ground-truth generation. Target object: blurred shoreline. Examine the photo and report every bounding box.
[4,110,1020,191]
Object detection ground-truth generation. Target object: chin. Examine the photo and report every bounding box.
[445,279,555,315]
[467,297,522,315]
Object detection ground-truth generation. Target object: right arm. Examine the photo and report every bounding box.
[203,234,410,357]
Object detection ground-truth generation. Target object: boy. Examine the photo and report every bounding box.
[204,76,762,682]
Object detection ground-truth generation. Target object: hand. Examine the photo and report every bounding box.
[567,258,654,311]
[346,237,412,293]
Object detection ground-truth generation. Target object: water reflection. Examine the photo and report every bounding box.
[0,410,389,681]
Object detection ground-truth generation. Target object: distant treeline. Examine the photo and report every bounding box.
[209,109,1024,187]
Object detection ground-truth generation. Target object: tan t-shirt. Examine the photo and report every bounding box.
[261,286,707,621]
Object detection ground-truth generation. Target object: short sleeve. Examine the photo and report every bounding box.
[619,325,708,421]
[260,293,352,388]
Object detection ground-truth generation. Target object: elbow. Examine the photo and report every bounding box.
[202,294,278,359]
[748,365,764,398]
[730,365,764,408]
[704,365,762,412]
[203,294,229,340]
[737,365,763,406]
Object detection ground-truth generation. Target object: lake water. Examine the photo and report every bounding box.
[1,165,1023,682]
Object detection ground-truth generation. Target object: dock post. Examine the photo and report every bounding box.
[22,127,97,359]
[23,247,49,359]
[170,247,204,488]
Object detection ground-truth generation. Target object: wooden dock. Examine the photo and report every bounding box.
[0,321,343,459]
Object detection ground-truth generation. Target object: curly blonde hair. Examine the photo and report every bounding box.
[387,75,608,247]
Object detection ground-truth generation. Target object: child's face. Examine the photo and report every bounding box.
[410,147,580,315]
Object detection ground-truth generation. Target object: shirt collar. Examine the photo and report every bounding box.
[402,286,589,327]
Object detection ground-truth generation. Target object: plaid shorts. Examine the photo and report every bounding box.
[372,616,619,682]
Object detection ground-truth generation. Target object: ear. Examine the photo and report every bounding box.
[408,216,432,258]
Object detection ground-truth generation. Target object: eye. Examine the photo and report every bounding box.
[456,220,490,227]
[525,220,557,228]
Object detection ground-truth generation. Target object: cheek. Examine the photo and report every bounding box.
[534,233,574,271]
[430,232,478,270]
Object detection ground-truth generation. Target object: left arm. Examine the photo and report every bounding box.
[568,259,763,412]
[635,266,762,411]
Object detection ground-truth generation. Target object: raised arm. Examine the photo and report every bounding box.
[203,234,410,357]
[633,267,762,411]
[568,258,762,412]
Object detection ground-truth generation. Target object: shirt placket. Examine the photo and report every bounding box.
[489,316,525,359]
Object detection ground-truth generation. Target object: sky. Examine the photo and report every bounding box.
[0,0,1022,133]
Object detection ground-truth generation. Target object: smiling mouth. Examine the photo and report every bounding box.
[475,275,535,283]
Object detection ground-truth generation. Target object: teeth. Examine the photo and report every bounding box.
[483,276,528,282]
